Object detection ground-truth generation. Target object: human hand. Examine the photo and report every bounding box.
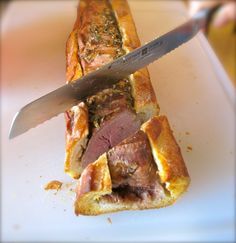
[189,0,236,27]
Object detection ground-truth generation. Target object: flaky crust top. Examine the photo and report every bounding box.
[111,0,159,121]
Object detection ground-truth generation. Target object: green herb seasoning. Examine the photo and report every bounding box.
[79,2,134,130]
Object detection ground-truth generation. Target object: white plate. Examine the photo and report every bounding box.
[1,0,235,242]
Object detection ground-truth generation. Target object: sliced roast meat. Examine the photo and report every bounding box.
[87,91,132,130]
[93,94,130,121]
[107,130,159,189]
[81,109,141,169]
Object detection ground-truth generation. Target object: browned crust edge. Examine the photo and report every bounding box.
[141,116,190,198]
[64,103,89,179]
[64,0,89,178]
[111,0,159,122]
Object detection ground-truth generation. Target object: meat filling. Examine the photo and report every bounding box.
[81,109,141,169]
[107,131,158,188]
[102,131,165,202]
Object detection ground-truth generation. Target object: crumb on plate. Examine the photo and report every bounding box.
[44,180,63,191]
[187,146,193,152]
[107,217,112,224]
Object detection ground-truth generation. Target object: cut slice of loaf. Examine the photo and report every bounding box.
[75,116,190,215]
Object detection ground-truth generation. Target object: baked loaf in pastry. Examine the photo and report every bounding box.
[75,116,190,215]
[64,0,190,215]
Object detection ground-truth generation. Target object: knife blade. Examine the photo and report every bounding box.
[9,8,210,139]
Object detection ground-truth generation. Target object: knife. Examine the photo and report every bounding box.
[9,6,219,139]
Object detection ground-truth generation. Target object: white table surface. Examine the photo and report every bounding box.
[1,0,235,242]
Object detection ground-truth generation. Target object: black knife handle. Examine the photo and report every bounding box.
[194,4,222,34]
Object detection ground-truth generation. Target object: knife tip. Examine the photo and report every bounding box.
[8,111,21,140]
[8,129,16,139]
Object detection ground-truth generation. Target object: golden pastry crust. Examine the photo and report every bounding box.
[129,68,159,122]
[141,116,190,199]
[64,0,89,178]
[66,29,83,82]
[74,116,190,215]
[111,0,159,122]
[64,103,89,179]
[74,154,113,215]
